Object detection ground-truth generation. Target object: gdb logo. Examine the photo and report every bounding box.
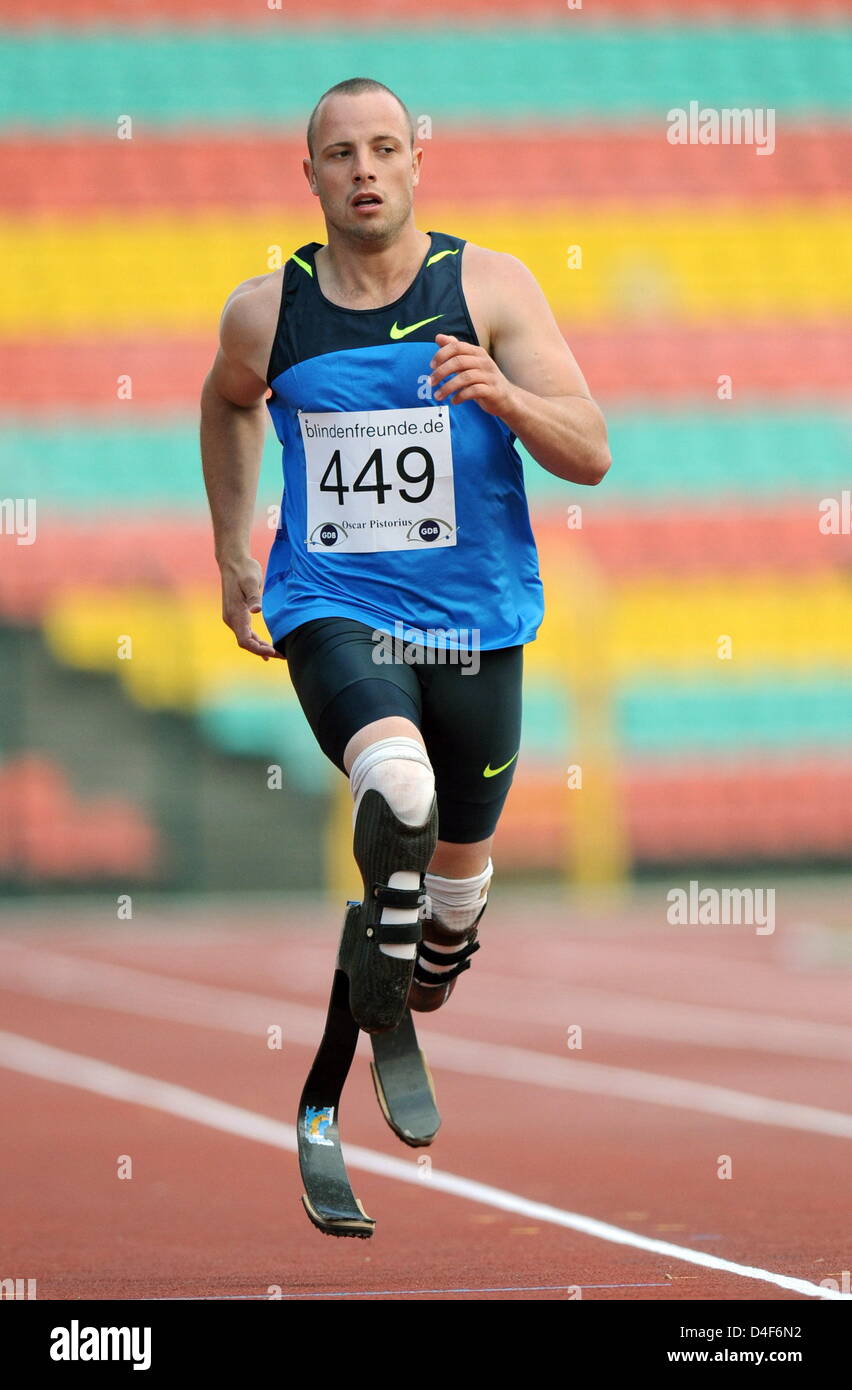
[407,518,453,544]
[309,521,346,547]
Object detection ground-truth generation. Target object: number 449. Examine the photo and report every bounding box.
[319,447,435,505]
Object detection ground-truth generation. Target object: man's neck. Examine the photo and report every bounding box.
[315,223,431,307]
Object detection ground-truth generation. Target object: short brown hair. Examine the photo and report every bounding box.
[306,78,415,159]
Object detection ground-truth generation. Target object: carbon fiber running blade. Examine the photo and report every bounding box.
[370,1009,440,1147]
[297,964,375,1238]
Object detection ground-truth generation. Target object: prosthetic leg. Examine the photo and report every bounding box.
[342,785,438,1034]
[297,742,442,1236]
[297,907,371,1238]
[369,1009,441,1149]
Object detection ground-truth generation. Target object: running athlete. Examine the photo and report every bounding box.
[200,77,611,1034]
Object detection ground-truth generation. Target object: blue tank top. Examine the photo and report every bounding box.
[262,229,545,650]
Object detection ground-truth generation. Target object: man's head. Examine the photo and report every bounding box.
[306,78,414,161]
[304,78,422,244]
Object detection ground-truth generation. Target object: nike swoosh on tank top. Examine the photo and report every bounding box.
[262,229,545,650]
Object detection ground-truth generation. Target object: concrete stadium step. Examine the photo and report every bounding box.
[0,623,325,892]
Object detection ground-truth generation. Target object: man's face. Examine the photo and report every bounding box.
[304,93,422,244]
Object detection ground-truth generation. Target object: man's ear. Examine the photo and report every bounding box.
[303,156,319,196]
[411,145,424,188]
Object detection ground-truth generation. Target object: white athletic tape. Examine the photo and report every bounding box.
[424,857,493,933]
[349,735,435,828]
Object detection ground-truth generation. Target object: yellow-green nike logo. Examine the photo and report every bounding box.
[483,751,519,778]
[426,247,460,267]
[389,314,443,339]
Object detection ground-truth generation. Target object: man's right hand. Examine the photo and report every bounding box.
[220,556,285,661]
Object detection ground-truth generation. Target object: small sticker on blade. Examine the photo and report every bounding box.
[304,1105,335,1146]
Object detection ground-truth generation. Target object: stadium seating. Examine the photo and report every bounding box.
[0,753,158,878]
[1,5,849,881]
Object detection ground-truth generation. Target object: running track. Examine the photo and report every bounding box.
[1,888,850,1302]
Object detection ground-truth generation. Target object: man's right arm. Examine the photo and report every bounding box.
[200,277,285,661]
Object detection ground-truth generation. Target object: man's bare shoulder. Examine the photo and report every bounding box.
[461,242,536,288]
[460,243,540,350]
[221,269,283,334]
[219,269,284,381]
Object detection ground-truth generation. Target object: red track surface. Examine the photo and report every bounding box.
[0,889,849,1301]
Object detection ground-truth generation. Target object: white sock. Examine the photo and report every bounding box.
[418,859,492,975]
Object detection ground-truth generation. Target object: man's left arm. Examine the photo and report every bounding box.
[429,253,611,485]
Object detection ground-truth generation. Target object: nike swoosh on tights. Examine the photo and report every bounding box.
[483,751,519,778]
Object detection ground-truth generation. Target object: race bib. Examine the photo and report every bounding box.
[299,406,457,553]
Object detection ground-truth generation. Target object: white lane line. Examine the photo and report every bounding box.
[1,943,850,1139]
[0,1029,846,1302]
[142,1282,675,1300]
[9,937,852,1063]
[199,944,852,1061]
[421,1036,852,1139]
[465,975,852,1062]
